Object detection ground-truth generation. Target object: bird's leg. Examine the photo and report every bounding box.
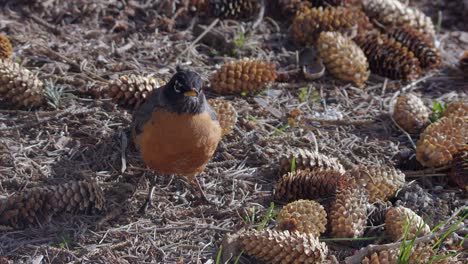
[191,176,211,204]
[139,174,157,214]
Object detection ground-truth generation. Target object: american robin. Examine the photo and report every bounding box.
[131,67,222,211]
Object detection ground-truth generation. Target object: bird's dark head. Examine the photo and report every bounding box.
[163,67,205,114]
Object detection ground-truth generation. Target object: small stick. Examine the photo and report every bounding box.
[176,18,219,61]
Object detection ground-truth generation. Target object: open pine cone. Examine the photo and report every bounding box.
[274,169,344,202]
[292,5,372,45]
[343,165,405,203]
[361,0,435,36]
[277,199,327,236]
[279,148,345,175]
[0,59,45,108]
[444,99,467,118]
[354,32,422,81]
[385,206,431,242]
[106,74,165,109]
[0,180,105,229]
[239,229,329,263]
[329,187,368,238]
[386,27,442,69]
[0,34,13,60]
[392,93,430,133]
[210,58,277,95]
[361,242,452,264]
[416,114,467,167]
[207,98,238,136]
[189,0,260,20]
[317,31,369,87]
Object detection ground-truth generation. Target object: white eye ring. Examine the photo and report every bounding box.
[174,81,181,93]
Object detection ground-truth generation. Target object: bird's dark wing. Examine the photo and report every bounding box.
[131,87,165,141]
[205,99,218,121]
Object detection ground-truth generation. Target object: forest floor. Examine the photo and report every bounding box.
[0,1,466,263]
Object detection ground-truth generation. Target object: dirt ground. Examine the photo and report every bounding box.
[0,0,467,263]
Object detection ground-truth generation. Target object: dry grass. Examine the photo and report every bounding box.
[0,0,466,263]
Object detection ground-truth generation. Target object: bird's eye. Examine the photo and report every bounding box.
[174,81,182,93]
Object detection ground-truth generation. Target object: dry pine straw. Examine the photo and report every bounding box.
[0,1,467,263]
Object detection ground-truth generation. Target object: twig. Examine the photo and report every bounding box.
[26,13,62,35]
[176,18,219,61]
[303,117,375,126]
[0,106,96,131]
[252,0,265,30]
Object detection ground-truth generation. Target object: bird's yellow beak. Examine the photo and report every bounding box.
[184,89,198,97]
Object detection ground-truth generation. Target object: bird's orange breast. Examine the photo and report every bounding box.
[135,109,222,178]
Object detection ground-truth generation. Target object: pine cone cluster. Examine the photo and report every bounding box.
[207,98,238,136]
[416,114,467,167]
[0,34,13,60]
[329,187,368,238]
[279,149,345,175]
[239,229,329,263]
[354,32,422,81]
[190,0,260,20]
[0,59,45,108]
[395,183,450,227]
[317,31,369,87]
[277,199,327,236]
[385,206,431,242]
[106,74,166,109]
[0,180,105,229]
[385,27,442,69]
[210,58,277,95]
[392,93,430,133]
[274,169,344,201]
[343,165,405,203]
[292,5,372,45]
[361,0,436,36]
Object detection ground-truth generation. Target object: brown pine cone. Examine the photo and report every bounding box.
[277,199,327,236]
[279,148,345,175]
[106,74,165,109]
[392,93,430,133]
[385,206,431,242]
[0,59,44,108]
[361,242,436,264]
[386,27,442,69]
[459,51,468,75]
[416,114,467,167]
[329,187,368,238]
[0,34,13,60]
[190,0,260,20]
[277,0,348,17]
[207,98,238,136]
[210,58,277,95]
[444,99,468,118]
[354,32,422,81]
[274,169,344,202]
[448,148,468,190]
[239,229,329,263]
[0,180,105,229]
[343,165,405,203]
[317,31,369,87]
[292,5,372,45]
[361,0,436,36]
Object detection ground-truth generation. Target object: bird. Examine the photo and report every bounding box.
[131,67,222,211]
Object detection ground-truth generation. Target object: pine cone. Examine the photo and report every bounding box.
[343,165,405,203]
[395,183,450,227]
[361,242,436,264]
[392,93,430,133]
[277,0,347,17]
[386,27,442,69]
[207,98,238,136]
[0,34,13,60]
[354,32,422,81]
[277,199,327,236]
[448,147,468,190]
[459,51,468,75]
[0,59,45,108]
[385,206,431,242]
[292,5,372,45]
[330,187,368,238]
[0,180,105,229]
[444,99,468,118]
[274,169,344,202]
[361,0,436,36]
[210,58,277,95]
[239,229,329,263]
[279,148,346,175]
[416,114,467,167]
[317,31,369,87]
[106,74,165,109]
[190,0,260,20]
